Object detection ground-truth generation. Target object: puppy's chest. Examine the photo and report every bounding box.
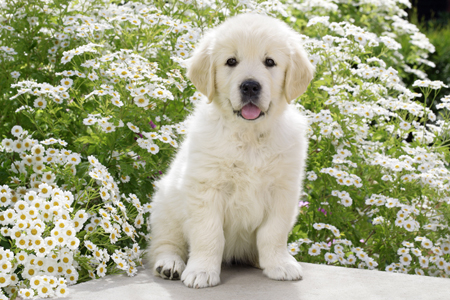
[216,145,282,230]
[216,143,281,200]
[220,143,277,181]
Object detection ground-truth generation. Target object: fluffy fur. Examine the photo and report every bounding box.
[148,13,314,288]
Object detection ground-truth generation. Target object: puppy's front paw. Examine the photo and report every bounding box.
[263,260,303,281]
[154,255,186,280]
[181,265,220,288]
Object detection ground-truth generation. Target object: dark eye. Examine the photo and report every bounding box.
[264,58,276,67]
[226,58,237,67]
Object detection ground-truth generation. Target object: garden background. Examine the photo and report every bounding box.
[1,0,450,299]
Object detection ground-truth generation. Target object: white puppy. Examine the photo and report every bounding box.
[148,13,314,288]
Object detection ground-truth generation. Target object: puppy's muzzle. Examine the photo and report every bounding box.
[237,80,264,121]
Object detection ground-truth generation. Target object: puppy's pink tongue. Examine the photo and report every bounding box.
[240,103,261,120]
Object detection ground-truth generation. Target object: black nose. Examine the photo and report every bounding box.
[240,80,261,98]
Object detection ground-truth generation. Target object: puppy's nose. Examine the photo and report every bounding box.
[240,80,261,98]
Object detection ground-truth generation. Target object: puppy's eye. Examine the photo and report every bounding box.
[226,58,238,67]
[264,58,276,67]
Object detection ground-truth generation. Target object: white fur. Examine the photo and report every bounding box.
[148,13,314,289]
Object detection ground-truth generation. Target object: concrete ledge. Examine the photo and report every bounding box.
[58,263,449,300]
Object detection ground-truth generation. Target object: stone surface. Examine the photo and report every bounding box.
[57,262,449,300]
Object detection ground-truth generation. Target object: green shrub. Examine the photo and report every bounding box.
[0,0,449,299]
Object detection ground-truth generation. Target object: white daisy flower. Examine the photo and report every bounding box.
[399,254,412,266]
[60,78,73,88]
[308,245,321,256]
[33,97,47,109]
[324,252,338,263]
[11,125,23,137]
[11,71,20,79]
[134,95,149,107]
[127,122,140,133]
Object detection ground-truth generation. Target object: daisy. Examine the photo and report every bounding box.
[347,255,356,265]
[120,175,131,183]
[403,220,416,232]
[385,264,396,272]
[421,238,433,249]
[19,289,34,299]
[148,144,159,154]
[44,236,56,249]
[102,123,116,133]
[366,258,378,269]
[441,243,450,254]
[313,223,324,230]
[397,248,409,255]
[97,262,107,277]
[134,95,149,107]
[37,284,53,298]
[1,138,13,149]
[32,162,45,174]
[111,98,124,107]
[399,121,411,130]
[436,257,446,270]
[400,254,412,266]
[308,245,321,256]
[38,183,53,198]
[12,140,25,153]
[26,206,38,219]
[0,192,12,207]
[42,171,56,183]
[66,153,81,165]
[169,139,178,148]
[127,122,140,133]
[159,133,172,143]
[55,284,68,298]
[60,78,73,88]
[11,125,23,137]
[83,117,97,125]
[84,240,97,252]
[11,71,20,79]
[122,222,134,237]
[324,252,338,263]
[395,218,405,227]
[64,227,75,239]
[34,97,47,109]
[43,261,58,276]
[340,196,352,207]
[99,187,110,201]
[356,251,368,261]
[87,72,99,81]
[85,223,96,233]
[87,155,100,166]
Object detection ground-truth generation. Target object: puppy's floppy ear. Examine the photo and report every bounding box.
[186,32,215,103]
[284,38,315,103]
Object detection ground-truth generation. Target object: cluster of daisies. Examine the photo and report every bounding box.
[0,126,147,299]
[289,238,379,270]
[285,0,450,279]
[384,238,450,276]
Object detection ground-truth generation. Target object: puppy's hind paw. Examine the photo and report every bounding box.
[263,261,303,281]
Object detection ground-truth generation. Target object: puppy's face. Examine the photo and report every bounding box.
[214,35,289,121]
[187,14,314,122]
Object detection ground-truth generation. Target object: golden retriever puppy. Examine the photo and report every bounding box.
[148,13,314,288]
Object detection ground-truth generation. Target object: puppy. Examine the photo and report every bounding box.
[148,13,314,288]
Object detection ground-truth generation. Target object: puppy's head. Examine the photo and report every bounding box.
[187,14,314,122]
